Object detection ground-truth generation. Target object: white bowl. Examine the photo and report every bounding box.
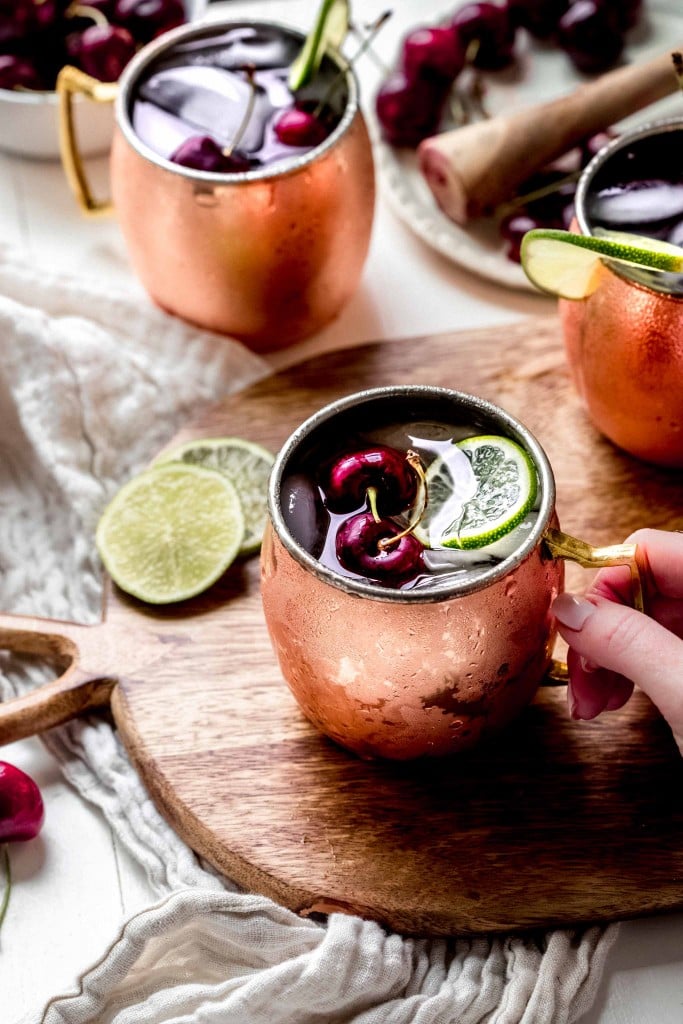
[0,0,207,160]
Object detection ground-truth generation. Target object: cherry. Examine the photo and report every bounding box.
[607,0,642,32]
[0,54,43,90]
[0,0,35,44]
[580,129,617,165]
[336,512,424,584]
[0,761,44,842]
[66,24,137,81]
[273,107,327,148]
[450,3,517,71]
[375,70,448,147]
[114,0,185,44]
[506,0,570,38]
[557,1,624,75]
[499,211,541,263]
[402,25,465,83]
[325,445,418,516]
[169,135,252,172]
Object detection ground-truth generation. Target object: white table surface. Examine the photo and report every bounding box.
[2,1,683,1021]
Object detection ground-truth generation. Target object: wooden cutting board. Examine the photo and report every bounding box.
[1,316,682,937]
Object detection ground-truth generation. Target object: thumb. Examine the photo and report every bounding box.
[552,593,683,750]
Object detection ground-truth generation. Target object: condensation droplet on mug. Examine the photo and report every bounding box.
[194,189,219,207]
[505,579,518,598]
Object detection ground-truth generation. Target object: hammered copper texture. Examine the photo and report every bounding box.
[560,267,683,468]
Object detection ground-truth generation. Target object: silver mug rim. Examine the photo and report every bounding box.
[267,385,557,605]
[114,18,359,183]
[575,115,683,297]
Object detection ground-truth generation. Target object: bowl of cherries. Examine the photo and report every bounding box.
[0,0,206,159]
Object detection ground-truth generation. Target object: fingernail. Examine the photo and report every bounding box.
[552,593,596,631]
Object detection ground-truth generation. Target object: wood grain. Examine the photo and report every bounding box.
[1,315,682,936]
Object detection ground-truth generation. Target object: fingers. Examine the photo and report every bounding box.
[553,592,683,751]
[590,528,683,606]
[565,648,633,720]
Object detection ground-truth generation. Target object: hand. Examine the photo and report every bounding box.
[551,528,683,752]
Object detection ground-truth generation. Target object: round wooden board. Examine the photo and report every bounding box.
[8,317,683,936]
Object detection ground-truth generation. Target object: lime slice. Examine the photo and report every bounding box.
[520,227,683,300]
[156,437,274,555]
[415,436,537,550]
[96,462,244,604]
[288,0,350,91]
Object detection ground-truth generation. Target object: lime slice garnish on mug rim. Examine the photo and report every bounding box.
[96,462,245,604]
[414,436,537,550]
[155,436,274,555]
[520,227,683,300]
[288,0,350,91]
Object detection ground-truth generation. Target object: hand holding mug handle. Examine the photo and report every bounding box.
[552,528,683,753]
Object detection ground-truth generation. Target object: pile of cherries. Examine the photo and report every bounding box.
[376,0,644,148]
[323,445,425,586]
[0,0,186,92]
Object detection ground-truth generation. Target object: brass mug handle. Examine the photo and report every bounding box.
[57,64,118,216]
[543,527,644,683]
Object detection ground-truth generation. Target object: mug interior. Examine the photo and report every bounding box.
[576,117,683,298]
[268,386,557,604]
[114,19,358,182]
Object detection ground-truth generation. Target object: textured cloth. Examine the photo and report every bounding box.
[0,250,617,1024]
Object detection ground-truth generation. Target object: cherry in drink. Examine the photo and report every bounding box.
[280,404,541,593]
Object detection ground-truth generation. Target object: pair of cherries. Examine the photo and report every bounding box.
[170,101,328,173]
[324,445,425,586]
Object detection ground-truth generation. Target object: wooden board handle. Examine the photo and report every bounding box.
[0,613,116,744]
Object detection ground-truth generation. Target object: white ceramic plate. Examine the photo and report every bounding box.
[372,0,683,292]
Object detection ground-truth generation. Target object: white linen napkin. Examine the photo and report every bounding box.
[0,249,617,1024]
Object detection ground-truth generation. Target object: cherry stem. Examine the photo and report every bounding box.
[377,450,428,551]
[673,52,683,92]
[223,65,256,157]
[367,486,381,523]
[0,844,10,934]
[496,169,581,218]
[349,20,390,75]
[65,3,109,28]
[312,10,392,119]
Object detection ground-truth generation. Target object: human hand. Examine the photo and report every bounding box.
[551,528,683,752]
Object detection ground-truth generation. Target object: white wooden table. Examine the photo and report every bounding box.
[2,1,683,1020]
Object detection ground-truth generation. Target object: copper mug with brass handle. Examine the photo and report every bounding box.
[261,386,644,760]
[56,18,376,352]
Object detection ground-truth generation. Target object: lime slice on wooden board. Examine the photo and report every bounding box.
[156,437,274,556]
[288,0,350,91]
[96,463,244,604]
[521,227,683,300]
[414,436,537,550]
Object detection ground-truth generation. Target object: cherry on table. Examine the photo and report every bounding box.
[0,761,44,843]
[273,107,327,148]
[375,70,448,147]
[170,135,252,172]
[336,512,424,585]
[325,445,418,516]
[0,54,43,90]
[114,0,185,44]
[402,25,465,84]
[450,2,517,71]
[66,24,137,82]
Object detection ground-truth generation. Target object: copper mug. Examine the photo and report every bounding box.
[560,118,683,468]
[261,386,643,760]
[57,19,375,352]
